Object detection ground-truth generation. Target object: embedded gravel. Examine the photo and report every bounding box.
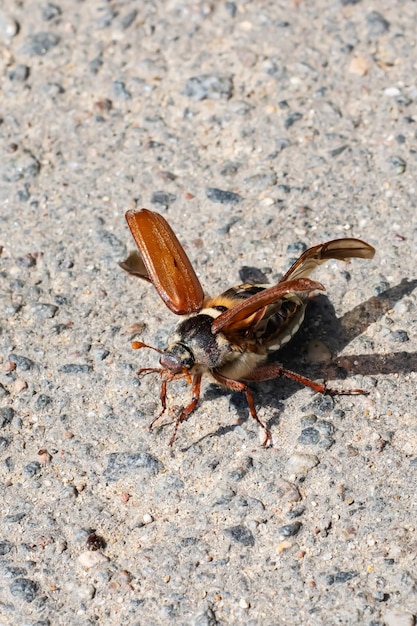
[0,1,417,625]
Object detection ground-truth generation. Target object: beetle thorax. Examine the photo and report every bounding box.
[160,314,232,374]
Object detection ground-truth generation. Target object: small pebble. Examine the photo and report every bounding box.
[225,2,237,17]
[219,161,241,176]
[386,156,406,174]
[23,461,41,477]
[104,452,163,481]
[366,11,390,37]
[3,511,25,523]
[8,64,30,82]
[271,138,290,155]
[78,550,109,568]
[0,383,9,399]
[275,479,301,504]
[21,32,60,56]
[329,145,348,158]
[0,407,15,428]
[86,531,106,551]
[383,611,414,626]
[41,3,62,21]
[97,229,127,256]
[300,415,317,428]
[16,253,37,268]
[0,540,13,556]
[117,9,138,30]
[94,98,112,114]
[0,437,10,450]
[395,94,412,106]
[9,578,39,602]
[89,54,103,75]
[38,449,52,464]
[348,57,369,76]
[30,302,59,319]
[393,300,412,315]
[306,340,332,363]
[276,540,292,553]
[14,378,27,393]
[0,12,19,37]
[194,606,218,625]
[151,191,177,207]
[286,241,307,255]
[302,394,334,416]
[112,80,131,100]
[2,566,27,578]
[287,506,305,519]
[77,584,96,601]
[217,216,240,234]
[206,187,241,204]
[58,364,93,374]
[225,525,255,547]
[34,394,52,410]
[279,522,302,537]
[286,453,319,476]
[284,112,302,129]
[2,151,40,182]
[319,436,335,450]
[390,329,409,343]
[238,266,269,285]
[96,7,116,28]
[384,87,401,97]
[243,172,277,189]
[326,571,358,585]
[183,74,233,100]
[94,348,110,361]
[316,420,335,436]
[46,82,65,97]
[298,427,320,445]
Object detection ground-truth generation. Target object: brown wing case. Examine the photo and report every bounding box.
[124,209,204,315]
[211,278,324,334]
[281,238,375,282]
[211,238,375,336]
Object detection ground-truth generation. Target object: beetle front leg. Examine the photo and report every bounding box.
[148,378,169,431]
[169,374,202,446]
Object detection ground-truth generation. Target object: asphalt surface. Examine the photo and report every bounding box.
[0,1,416,625]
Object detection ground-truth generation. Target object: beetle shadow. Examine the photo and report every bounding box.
[203,277,417,440]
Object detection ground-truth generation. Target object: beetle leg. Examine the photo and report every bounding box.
[168,374,202,446]
[137,367,163,377]
[243,363,369,396]
[148,378,169,431]
[211,371,272,446]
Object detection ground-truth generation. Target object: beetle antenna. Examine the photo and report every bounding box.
[132,341,163,355]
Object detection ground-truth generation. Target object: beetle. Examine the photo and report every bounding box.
[120,208,375,445]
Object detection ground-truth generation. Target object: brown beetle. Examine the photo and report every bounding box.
[120,209,375,445]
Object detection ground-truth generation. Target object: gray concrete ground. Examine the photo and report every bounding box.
[0,1,416,624]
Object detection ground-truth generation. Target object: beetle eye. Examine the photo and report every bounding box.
[160,353,182,373]
[182,355,194,369]
[159,343,195,373]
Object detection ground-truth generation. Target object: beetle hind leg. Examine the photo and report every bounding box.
[243,363,369,396]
